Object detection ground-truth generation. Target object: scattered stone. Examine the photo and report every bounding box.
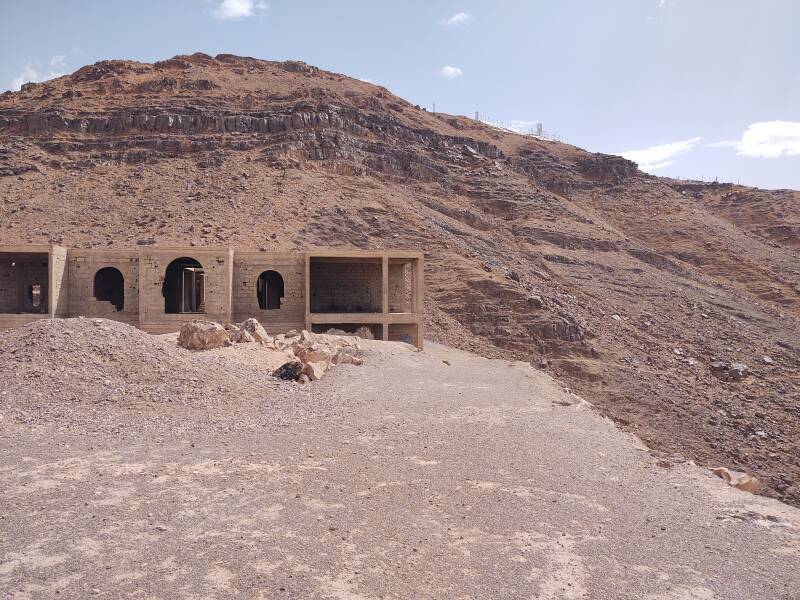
[711,467,759,493]
[240,318,270,343]
[355,326,375,340]
[302,361,327,382]
[762,355,774,365]
[273,360,304,381]
[728,363,749,381]
[709,360,749,381]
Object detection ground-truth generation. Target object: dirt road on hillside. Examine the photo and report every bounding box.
[1,339,798,599]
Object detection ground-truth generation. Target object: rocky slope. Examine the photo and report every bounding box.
[1,53,798,506]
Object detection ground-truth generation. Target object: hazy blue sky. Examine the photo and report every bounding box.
[1,0,798,189]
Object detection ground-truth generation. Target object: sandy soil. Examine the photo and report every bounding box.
[1,322,797,598]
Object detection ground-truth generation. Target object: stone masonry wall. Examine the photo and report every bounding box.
[66,251,140,323]
[232,254,305,333]
[138,248,233,331]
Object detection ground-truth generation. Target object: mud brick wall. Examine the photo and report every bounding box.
[309,261,382,313]
[138,248,233,331]
[232,254,305,333]
[0,255,49,313]
[66,251,140,323]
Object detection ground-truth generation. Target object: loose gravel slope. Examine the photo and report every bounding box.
[0,322,798,598]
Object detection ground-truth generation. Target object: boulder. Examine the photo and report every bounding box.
[273,334,294,351]
[224,324,254,343]
[177,320,230,350]
[709,360,749,381]
[295,344,334,365]
[240,318,270,343]
[728,363,749,381]
[354,325,375,340]
[302,360,328,382]
[332,346,363,366]
[273,360,304,381]
[711,467,759,493]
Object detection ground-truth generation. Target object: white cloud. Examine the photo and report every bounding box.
[50,55,67,70]
[731,121,800,158]
[358,77,375,84]
[9,56,68,91]
[620,137,702,172]
[439,65,463,79]
[211,0,267,20]
[444,12,473,26]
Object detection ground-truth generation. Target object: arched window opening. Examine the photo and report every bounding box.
[93,267,125,311]
[163,257,205,314]
[257,270,284,310]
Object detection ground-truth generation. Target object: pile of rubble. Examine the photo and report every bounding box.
[177,319,365,383]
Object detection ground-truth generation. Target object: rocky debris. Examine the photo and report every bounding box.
[224,323,254,344]
[710,361,750,381]
[240,317,270,343]
[177,320,230,350]
[272,330,365,382]
[0,318,297,427]
[302,360,327,382]
[176,319,364,383]
[711,467,760,493]
[273,360,304,381]
[324,326,375,340]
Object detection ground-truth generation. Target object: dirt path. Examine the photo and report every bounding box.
[1,341,798,599]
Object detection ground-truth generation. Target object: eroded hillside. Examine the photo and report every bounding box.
[1,53,798,505]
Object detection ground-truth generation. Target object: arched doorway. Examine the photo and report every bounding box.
[163,257,205,314]
[93,267,125,311]
[257,270,284,310]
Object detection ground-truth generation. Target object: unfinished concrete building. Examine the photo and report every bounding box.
[0,246,424,348]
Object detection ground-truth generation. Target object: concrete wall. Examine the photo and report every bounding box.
[232,253,305,333]
[138,248,233,333]
[66,250,140,324]
[309,260,383,313]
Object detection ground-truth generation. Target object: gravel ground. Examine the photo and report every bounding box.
[1,320,798,599]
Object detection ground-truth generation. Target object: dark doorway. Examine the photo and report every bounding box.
[0,253,49,314]
[93,267,125,311]
[257,270,284,310]
[163,257,205,314]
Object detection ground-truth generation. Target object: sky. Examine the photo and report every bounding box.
[1,0,798,190]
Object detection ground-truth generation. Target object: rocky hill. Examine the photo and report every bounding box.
[1,53,798,506]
